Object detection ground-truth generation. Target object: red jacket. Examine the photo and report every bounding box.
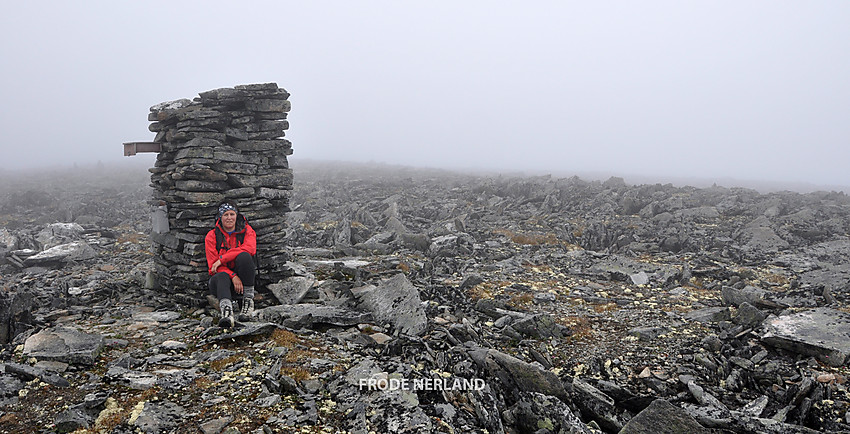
[205,214,256,278]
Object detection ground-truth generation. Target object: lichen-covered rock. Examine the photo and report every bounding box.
[351,274,427,336]
[762,307,850,367]
[620,399,712,434]
[23,327,104,365]
[468,348,566,399]
[23,241,96,266]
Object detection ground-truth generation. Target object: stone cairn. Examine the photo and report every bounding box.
[146,83,293,302]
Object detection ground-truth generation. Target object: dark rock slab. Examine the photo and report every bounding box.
[721,285,787,309]
[620,399,712,434]
[683,307,731,324]
[104,366,158,390]
[133,311,181,322]
[351,274,427,336]
[200,416,234,434]
[628,326,670,342]
[761,307,850,367]
[509,391,594,434]
[23,241,96,266]
[740,225,790,253]
[0,374,24,397]
[733,302,767,328]
[681,403,821,434]
[512,314,563,339]
[268,276,315,305]
[4,362,70,387]
[585,255,681,285]
[54,406,90,433]
[468,348,566,398]
[35,222,84,249]
[0,288,35,344]
[130,399,185,433]
[572,378,622,432]
[258,305,371,328]
[22,327,104,365]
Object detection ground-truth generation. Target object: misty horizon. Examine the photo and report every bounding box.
[1,157,847,196]
[2,2,848,190]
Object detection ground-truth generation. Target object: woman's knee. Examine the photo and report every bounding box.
[235,251,254,267]
[209,272,231,288]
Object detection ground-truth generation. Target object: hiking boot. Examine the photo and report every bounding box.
[238,298,254,321]
[218,299,235,328]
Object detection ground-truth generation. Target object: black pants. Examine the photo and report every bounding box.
[208,252,256,301]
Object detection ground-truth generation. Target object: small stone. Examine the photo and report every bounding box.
[200,416,234,434]
[630,271,649,285]
[369,332,392,345]
[256,395,282,408]
[159,341,188,351]
[817,373,835,383]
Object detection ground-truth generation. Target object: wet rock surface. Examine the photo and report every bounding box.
[0,160,849,433]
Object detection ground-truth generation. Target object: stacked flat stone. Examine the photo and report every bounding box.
[147,83,293,299]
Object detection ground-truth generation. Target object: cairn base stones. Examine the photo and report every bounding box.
[146,83,293,299]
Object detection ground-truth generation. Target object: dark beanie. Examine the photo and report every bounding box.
[217,203,237,220]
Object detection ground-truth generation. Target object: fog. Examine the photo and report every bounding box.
[1,1,848,191]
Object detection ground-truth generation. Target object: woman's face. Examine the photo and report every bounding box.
[221,210,237,231]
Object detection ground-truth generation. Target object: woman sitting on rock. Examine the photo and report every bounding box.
[205,202,257,327]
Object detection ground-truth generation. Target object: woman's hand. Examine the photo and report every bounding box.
[232,275,243,294]
[211,259,221,273]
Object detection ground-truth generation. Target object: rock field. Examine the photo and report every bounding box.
[1,160,849,433]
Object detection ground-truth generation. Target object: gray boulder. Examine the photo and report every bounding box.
[572,378,622,431]
[509,392,594,434]
[351,274,427,336]
[22,327,104,365]
[761,308,850,367]
[4,362,70,388]
[628,326,669,342]
[130,400,185,433]
[675,206,720,222]
[740,225,790,253]
[721,285,786,309]
[54,406,90,433]
[733,302,767,328]
[512,314,563,339]
[268,275,316,304]
[683,307,731,324]
[23,241,96,266]
[0,229,17,261]
[620,399,712,434]
[468,348,566,398]
[0,288,35,344]
[35,222,84,249]
[200,416,234,434]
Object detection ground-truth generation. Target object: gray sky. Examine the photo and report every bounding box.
[2,1,848,189]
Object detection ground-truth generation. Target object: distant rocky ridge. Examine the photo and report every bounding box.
[146,83,293,298]
[0,161,849,433]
